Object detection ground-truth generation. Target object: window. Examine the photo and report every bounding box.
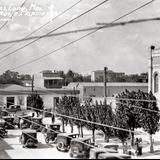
[154,73,159,93]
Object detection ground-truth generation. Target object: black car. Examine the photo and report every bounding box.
[44,124,61,144]
[70,137,94,159]
[19,129,38,148]
[0,119,7,138]
[56,133,79,152]
[2,116,15,129]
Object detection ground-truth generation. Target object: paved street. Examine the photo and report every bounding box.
[0,129,72,159]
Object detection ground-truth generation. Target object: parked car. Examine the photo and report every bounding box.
[0,119,7,138]
[2,116,15,129]
[70,137,94,159]
[6,105,21,113]
[15,114,32,129]
[56,133,79,152]
[30,117,45,132]
[97,153,131,159]
[97,143,119,152]
[44,124,61,144]
[19,129,38,148]
[89,147,119,159]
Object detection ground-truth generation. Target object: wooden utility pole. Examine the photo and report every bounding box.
[31,75,34,111]
[150,45,155,92]
[104,67,108,105]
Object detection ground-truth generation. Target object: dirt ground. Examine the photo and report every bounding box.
[1,118,160,159]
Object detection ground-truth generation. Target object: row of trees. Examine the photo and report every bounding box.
[0,70,31,85]
[57,90,160,153]
[116,90,159,153]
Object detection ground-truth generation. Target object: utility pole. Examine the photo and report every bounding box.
[31,75,34,111]
[150,45,155,92]
[104,67,108,105]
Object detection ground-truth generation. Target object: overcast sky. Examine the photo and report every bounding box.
[0,0,160,75]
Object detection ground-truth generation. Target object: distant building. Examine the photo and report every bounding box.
[22,79,32,87]
[0,84,79,111]
[34,70,64,89]
[91,70,125,82]
[64,82,148,109]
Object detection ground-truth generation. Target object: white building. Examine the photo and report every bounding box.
[148,48,160,106]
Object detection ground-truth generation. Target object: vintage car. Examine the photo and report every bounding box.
[89,147,119,159]
[0,110,9,117]
[30,117,44,132]
[2,116,15,129]
[56,133,79,152]
[43,108,53,118]
[97,143,119,152]
[70,137,94,159]
[19,129,38,148]
[44,124,61,144]
[6,105,21,113]
[97,153,131,159]
[0,119,7,138]
[16,115,32,129]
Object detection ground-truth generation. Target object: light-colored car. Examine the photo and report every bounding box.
[6,105,21,113]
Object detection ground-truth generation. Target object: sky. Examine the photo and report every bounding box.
[0,0,160,75]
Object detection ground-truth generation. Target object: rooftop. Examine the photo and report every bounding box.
[65,82,148,88]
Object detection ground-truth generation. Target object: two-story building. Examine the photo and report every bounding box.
[0,70,79,111]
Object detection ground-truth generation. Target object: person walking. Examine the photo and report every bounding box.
[135,138,139,156]
[138,138,143,156]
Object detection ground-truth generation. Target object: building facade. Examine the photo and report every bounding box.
[0,84,79,111]
[64,82,148,109]
[34,70,64,89]
[91,70,125,82]
[148,49,160,106]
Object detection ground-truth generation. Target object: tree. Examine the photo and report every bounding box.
[140,91,160,153]
[115,104,130,153]
[96,101,115,142]
[0,70,22,85]
[116,90,142,146]
[27,92,44,116]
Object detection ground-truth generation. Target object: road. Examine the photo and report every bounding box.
[0,129,72,159]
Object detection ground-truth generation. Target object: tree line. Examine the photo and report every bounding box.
[56,90,159,153]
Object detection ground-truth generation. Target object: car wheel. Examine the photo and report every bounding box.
[45,137,50,144]
[19,135,24,144]
[56,142,65,152]
[71,146,80,158]
[26,139,34,148]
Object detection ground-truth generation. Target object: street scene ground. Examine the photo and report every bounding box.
[0,118,160,159]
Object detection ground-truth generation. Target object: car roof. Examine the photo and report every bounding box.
[2,116,14,118]
[98,153,124,159]
[50,124,61,126]
[58,133,79,137]
[71,137,91,142]
[90,147,118,153]
[33,117,43,119]
[22,129,37,134]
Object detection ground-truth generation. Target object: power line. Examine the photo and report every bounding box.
[0,0,28,31]
[0,17,160,45]
[0,100,146,135]
[0,0,109,61]
[10,0,155,71]
[0,0,83,55]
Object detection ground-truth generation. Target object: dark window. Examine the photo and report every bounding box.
[154,73,159,93]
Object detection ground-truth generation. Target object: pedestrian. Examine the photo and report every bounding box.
[135,138,139,156]
[138,138,143,156]
[123,141,128,154]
